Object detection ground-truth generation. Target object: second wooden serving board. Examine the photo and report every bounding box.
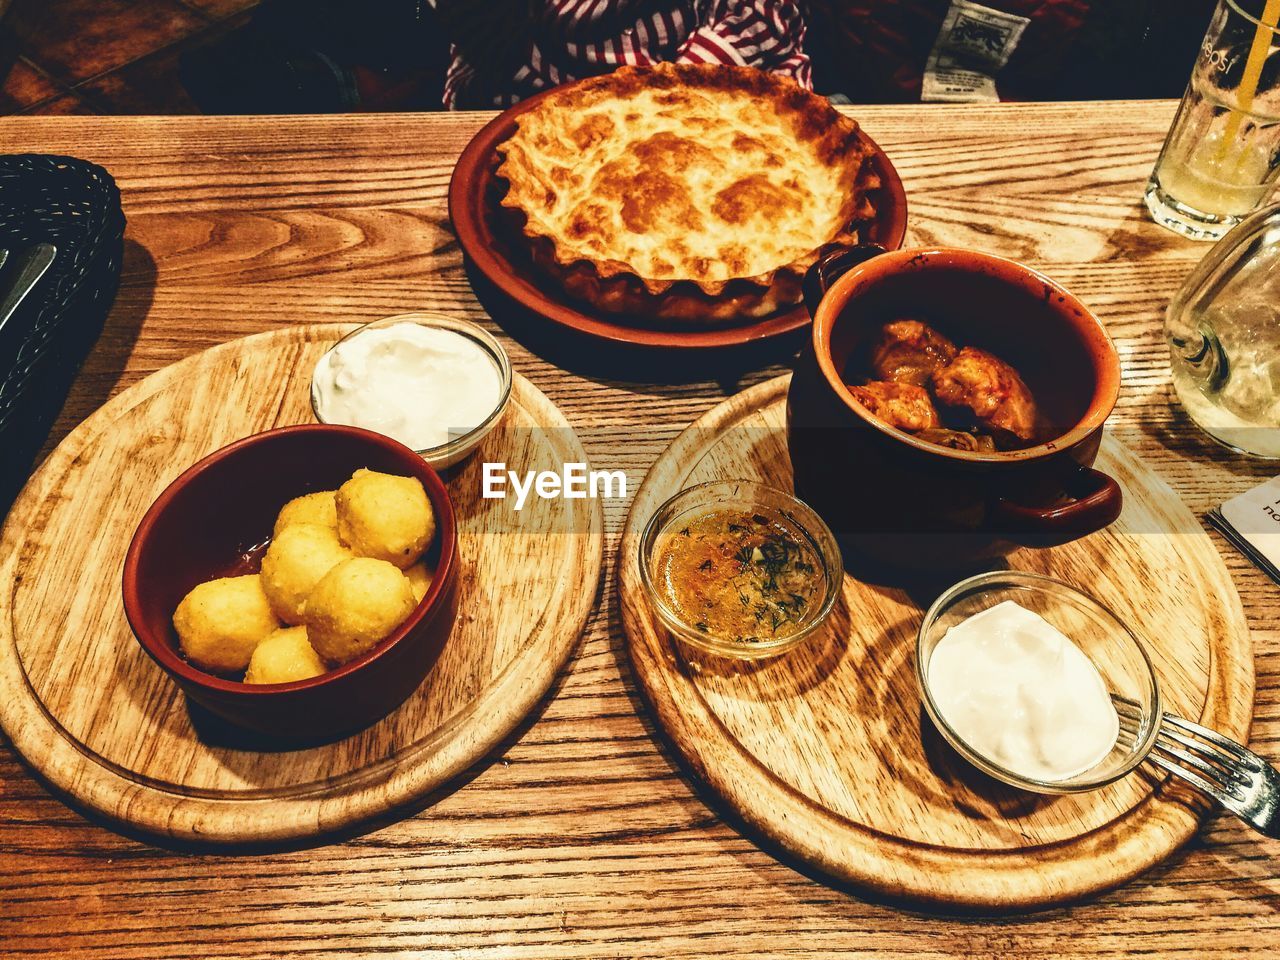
[0,324,603,844]
[619,375,1253,911]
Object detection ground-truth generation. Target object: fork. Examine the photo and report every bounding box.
[1113,694,1280,838]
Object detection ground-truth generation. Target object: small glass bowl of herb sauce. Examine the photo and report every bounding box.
[639,480,842,660]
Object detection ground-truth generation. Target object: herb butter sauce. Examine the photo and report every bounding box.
[653,507,823,645]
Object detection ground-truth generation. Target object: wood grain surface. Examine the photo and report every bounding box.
[0,102,1277,957]
[618,375,1252,910]
[0,324,603,843]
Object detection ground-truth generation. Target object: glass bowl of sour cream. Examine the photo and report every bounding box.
[311,313,512,469]
[916,571,1162,794]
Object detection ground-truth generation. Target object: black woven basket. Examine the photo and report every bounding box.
[0,155,126,511]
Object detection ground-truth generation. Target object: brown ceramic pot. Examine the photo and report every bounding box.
[786,246,1122,576]
[122,424,459,743]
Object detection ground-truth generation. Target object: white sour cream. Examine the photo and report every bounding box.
[927,600,1119,782]
[312,322,502,452]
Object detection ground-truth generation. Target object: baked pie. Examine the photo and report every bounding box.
[495,63,881,325]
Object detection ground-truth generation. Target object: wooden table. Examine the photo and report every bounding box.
[1,101,1276,957]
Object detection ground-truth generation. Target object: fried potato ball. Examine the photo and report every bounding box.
[335,468,435,569]
[304,557,417,666]
[260,523,353,625]
[273,490,338,536]
[173,575,280,674]
[405,562,433,603]
[243,626,326,684]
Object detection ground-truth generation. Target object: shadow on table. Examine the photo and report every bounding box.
[1,239,154,517]
[63,238,156,435]
[1098,209,1189,264]
[1130,386,1279,483]
[465,256,805,391]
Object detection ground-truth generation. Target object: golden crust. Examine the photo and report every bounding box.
[495,63,880,324]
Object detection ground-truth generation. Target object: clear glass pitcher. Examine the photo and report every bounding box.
[1167,201,1280,457]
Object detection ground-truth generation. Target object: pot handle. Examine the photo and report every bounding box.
[803,244,887,319]
[989,468,1123,547]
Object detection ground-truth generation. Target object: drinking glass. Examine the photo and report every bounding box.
[1167,202,1280,457]
[1146,0,1280,241]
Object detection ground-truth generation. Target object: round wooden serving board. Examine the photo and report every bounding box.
[619,375,1254,911]
[0,324,603,844]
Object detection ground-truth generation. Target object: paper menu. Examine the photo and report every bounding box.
[1208,475,1280,585]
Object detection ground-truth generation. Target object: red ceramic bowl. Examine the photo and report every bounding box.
[787,246,1123,575]
[122,424,459,742]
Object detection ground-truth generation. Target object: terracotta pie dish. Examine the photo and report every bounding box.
[449,70,907,350]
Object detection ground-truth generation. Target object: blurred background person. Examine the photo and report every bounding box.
[177,0,808,113]
[439,0,809,108]
[0,0,1217,115]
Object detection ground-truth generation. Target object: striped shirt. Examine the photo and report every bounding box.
[442,0,809,108]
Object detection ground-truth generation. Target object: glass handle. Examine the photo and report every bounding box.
[1172,322,1229,393]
